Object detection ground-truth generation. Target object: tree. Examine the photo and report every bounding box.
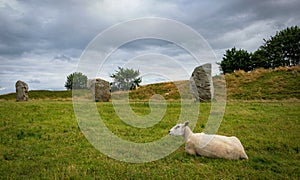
[256,26,300,68]
[218,26,300,74]
[110,67,142,91]
[65,72,88,90]
[219,47,252,74]
[251,49,270,69]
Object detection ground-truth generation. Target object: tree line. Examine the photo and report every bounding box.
[219,26,300,74]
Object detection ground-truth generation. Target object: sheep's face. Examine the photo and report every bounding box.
[169,121,189,136]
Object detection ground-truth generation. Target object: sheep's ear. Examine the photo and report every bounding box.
[184,121,189,126]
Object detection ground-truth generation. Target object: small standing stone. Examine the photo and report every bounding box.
[190,64,213,102]
[15,80,29,101]
[87,78,111,102]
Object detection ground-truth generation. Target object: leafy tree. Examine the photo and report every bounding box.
[251,49,270,69]
[110,67,142,91]
[258,26,300,68]
[65,72,88,90]
[219,47,252,74]
[219,26,300,74]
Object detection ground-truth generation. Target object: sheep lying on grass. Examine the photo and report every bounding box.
[169,121,248,160]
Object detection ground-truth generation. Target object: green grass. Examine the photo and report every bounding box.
[225,66,300,100]
[0,90,73,100]
[1,100,299,179]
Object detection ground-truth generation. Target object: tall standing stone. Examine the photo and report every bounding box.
[15,80,29,101]
[87,78,111,102]
[190,64,213,102]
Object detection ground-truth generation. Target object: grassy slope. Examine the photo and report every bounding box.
[1,65,299,101]
[0,101,299,179]
[225,66,300,100]
[130,65,300,100]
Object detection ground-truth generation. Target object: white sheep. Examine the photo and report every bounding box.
[169,121,248,160]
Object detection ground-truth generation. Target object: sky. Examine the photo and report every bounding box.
[0,0,300,94]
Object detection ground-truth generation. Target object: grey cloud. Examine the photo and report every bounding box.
[183,0,300,50]
[0,1,102,56]
[119,39,189,57]
[1,0,299,57]
[120,39,172,51]
[28,79,41,84]
[52,54,73,62]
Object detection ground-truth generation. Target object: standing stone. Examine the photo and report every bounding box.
[15,80,29,101]
[190,64,213,102]
[87,78,111,102]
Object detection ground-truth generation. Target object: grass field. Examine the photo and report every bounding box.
[1,100,299,179]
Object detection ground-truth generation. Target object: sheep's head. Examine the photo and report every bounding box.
[168,121,189,136]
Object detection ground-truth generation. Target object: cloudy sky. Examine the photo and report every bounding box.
[0,0,299,94]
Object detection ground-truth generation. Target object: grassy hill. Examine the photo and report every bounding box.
[1,65,299,101]
[129,65,300,100]
[225,65,300,100]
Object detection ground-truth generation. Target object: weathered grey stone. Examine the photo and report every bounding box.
[15,80,29,101]
[190,64,213,102]
[87,78,111,102]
